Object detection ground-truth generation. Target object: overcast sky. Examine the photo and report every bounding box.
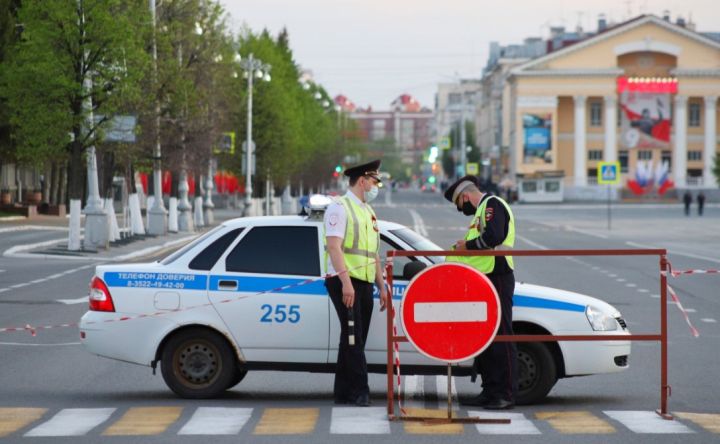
[220,0,719,110]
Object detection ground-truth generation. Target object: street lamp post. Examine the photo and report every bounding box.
[238,53,271,217]
[147,0,167,235]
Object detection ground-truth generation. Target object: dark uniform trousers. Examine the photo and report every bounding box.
[325,275,374,401]
[478,272,518,402]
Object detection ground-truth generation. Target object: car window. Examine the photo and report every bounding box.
[189,228,244,270]
[160,225,225,265]
[389,227,445,264]
[379,235,414,279]
[225,226,320,276]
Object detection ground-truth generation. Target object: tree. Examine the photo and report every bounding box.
[2,0,149,201]
[0,0,22,164]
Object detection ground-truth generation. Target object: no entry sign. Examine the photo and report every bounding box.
[401,263,501,363]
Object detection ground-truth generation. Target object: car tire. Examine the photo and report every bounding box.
[226,367,248,390]
[516,342,557,405]
[161,328,237,399]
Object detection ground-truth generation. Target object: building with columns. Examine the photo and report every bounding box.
[505,14,720,201]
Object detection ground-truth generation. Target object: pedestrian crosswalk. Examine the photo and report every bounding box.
[0,406,718,437]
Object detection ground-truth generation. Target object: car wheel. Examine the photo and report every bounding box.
[226,367,248,390]
[516,342,557,405]
[161,328,237,399]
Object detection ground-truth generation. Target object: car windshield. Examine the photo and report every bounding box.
[160,225,225,265]
[389,227,445,263]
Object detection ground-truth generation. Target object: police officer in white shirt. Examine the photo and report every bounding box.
[323,159,388,407]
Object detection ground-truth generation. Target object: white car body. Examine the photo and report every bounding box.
[80,215,630,403]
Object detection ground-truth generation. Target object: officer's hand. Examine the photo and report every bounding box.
[454,240,467,251]
[342,284,355,308]
[379,284,388,312]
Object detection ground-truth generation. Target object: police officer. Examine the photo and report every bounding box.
[444,175,518,410]
[324,159,388,406]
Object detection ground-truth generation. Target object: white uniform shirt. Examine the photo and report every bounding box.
[323,191,367,276]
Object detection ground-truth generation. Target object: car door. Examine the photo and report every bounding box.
[207,224,329,363]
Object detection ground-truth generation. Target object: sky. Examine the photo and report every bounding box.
[220,0,720,110]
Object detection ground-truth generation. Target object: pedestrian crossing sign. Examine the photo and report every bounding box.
[598,161,620,184]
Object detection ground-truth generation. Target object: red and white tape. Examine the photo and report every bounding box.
[0,260,380,336]
[661,262,708,338]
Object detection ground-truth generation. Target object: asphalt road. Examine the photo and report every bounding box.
[0,190,718,443]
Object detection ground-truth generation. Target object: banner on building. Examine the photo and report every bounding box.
[522,113,552,164]
[618,77,676,150]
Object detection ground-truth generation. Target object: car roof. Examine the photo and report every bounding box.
[220,215,408,232]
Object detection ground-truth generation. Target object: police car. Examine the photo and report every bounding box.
[80,198,631,405]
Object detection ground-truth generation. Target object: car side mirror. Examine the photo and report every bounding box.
[403,261,427,280]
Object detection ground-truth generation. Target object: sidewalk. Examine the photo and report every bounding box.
[2,208,244,262]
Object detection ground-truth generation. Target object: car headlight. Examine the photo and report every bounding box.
[585,305,618,331]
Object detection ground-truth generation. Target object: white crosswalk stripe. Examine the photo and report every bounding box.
[330,407,390,434]
[177,407,252,435]
[24,408,115,437]
[469,411,542,435]
[604,410,695,434]
[402,375,424,408]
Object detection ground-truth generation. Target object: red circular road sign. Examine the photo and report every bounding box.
[401,263,501,363]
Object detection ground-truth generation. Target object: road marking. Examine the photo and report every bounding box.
[651,294,660,298]
[0,288,8,293]
[409,209,428,237]
[403,408,463,434]
[57,296,89,305]
[604,410,694,434]
[102,406,182,436]
[0,269,5,273]
[701,318,717,323]
[435,375,458,402]
[330,407,390,434]
[516,235,549,250]
[0,408,47,438]
[403,375,424,408]
[536,411,615,434]
[675,412,720,433]
[469,411,541,434]
[626,283,636,288]
[637,289,649,293]
[626,241,720,264]
[178,407,252,435]
[25,408,115,437]
[415,302,487,323]
[616,278,626,282]
[684,308,696,313]
[609,274,618,278]
[253,408,318,435]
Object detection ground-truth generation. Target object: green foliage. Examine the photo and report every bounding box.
[713,155,720,188]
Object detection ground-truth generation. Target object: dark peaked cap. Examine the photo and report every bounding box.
[343,159,382,181]
[443,175,480,203]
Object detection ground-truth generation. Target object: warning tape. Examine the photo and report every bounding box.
[0,260,381,337]
[662,261,706,338]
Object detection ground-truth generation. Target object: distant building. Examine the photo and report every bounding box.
[435,80,482,150]
[345,94,433,167]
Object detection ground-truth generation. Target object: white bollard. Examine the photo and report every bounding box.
[168,197,179,233]
[67,199,82,251]
[104,198,121,242]
[193,196,205,227]
[128,193,146,235]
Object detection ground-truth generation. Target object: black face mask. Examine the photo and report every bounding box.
[461,201,476,216]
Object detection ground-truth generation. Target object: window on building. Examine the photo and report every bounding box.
[370,119,386,141]
[225,226,320,276]
[688,103,701,127]
[638,150,652,160]
[588,150,603,161]
[687,151,702,161]
[619,150,629,173]
[587,168,598,182]
[687,168,703,178]
[590,102,603,126]
[448,93,462,105]
[661,151,672,170]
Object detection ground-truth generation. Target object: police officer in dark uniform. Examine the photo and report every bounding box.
[324,160,388,406]
[444,175,518,410]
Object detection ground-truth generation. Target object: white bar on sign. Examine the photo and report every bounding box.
[414,302,487,323]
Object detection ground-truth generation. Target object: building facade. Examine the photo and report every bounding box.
[505,14,720,201]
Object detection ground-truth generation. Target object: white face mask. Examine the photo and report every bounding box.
[364,185,379,203]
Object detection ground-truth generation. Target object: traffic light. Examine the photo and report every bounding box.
[335,164,342,173]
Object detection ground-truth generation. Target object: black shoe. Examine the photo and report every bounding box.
[460,391,491,407]
[354,394,371,407]
[482,398,515,410]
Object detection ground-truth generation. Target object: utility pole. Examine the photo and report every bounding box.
[147,0,167,235]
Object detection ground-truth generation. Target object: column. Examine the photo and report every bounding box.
[704,96,718,188]
[673,95,688,187]
[604,95,618,162]
[573,95,587,186]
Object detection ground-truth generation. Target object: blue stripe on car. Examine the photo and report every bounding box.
[104,273,586,313]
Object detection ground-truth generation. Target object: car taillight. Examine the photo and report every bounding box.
[89,276,115,312]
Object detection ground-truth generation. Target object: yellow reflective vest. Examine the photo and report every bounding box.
[324,196,379,283]
[447,195,515,274]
